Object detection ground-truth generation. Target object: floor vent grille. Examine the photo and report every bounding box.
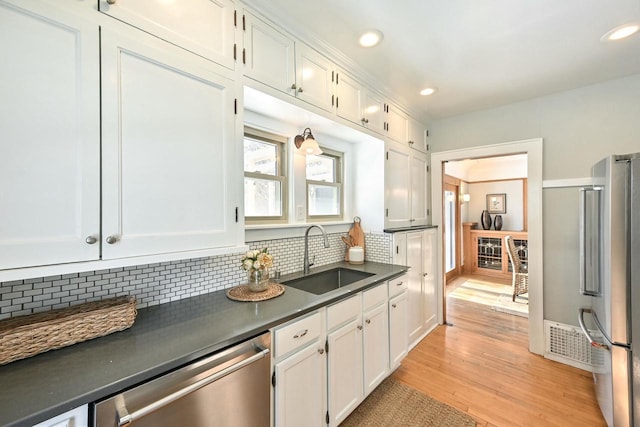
[544,320,605,371]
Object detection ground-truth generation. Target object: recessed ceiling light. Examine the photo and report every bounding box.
[358,30,383,47]
[601,23,640,41]
[420,87,436,96]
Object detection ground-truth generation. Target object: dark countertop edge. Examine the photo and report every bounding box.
[3,261,408,427]
[383,224,438,233]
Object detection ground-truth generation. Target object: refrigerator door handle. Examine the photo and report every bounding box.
[578,308,610,350]
[579,186,602,296]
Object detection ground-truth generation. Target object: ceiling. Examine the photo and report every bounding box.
[243,0,640,122]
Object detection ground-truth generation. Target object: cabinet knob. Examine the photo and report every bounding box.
[365,319,371,325]
[297,87,303,93]
[423,272,428,277]
[106,0,116,4]
[290,83,297,90]
[357,325,363,330]
[318,348,324,355]
[392,303,397,309]
[85,236,98,245]
[106,235,119,244]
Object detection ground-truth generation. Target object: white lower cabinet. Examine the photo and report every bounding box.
[273,312,326,427]
[32,405,88,427]
[388,274,409,369]
[362,301,389,395]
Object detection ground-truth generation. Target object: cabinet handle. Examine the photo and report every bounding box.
[392,304,397,309]
[357,325,363,330]
[290,83,297,90]
[85,236,98,245]
[293,329,308,339]
[318,348,325,355]
[298,87,303,93]
[396,281,404,286]
[106,0,116,4]
[365,319,371,325]
[106,235,119,244]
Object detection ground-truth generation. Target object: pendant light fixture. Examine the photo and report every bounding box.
[294,128,323,155]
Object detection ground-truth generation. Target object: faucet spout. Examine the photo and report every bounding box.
[303,224,330,274]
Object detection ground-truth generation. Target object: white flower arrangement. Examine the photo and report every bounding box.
[241,248,274,272]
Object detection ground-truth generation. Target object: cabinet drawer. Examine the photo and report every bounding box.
[327,294,362,331]
[274,312,322,359]
[388,274,408,298]
[363,284,387,310]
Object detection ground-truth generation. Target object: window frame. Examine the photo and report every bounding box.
[305,147,344,221]
[243,127,288,224]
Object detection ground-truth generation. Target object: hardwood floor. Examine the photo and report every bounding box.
[392,274,607,427]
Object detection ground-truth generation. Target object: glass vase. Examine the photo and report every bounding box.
[247,268,270,292]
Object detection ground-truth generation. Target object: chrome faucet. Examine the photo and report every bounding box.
[303,224,330,274]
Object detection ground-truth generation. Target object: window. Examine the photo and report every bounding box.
[306,148,343,220]
[244,128,287,223]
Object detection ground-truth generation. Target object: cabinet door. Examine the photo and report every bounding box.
[410,153,428,226]
[363,303,389,395]
[0,1,100,270]
[385,143,411,228]
[386,104,408,143]
[99,0,235,69]
[389,291,408,369]
[295,44,334,112]
[101,27,238,259]
[243,11,296,95]
[362,90,385,134]
[407,231,425,347]
[275,341,326,427]
[327,318,363,426]
[423,229,438,331]
[407,116,428,153]
[335,71,362,125]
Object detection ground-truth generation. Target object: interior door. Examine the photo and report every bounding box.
[443,182,461,282]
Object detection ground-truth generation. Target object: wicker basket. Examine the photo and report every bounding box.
[0,296,137,365]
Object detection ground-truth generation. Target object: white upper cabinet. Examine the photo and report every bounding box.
[385,104,408,144]
[362,90,386,134]
[243,11,296,94]
[335,71,362,125]
[98,0,236,69]
[384,143,412,229]
[101,26,238,259]
[410,153,429,226]
[242,12,336,112]
[407,116,428,153]
[0,0,100,270]
[295,44,335,112]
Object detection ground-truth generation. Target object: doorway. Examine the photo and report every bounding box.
[431,139,543,355]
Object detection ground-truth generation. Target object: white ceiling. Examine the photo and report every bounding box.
[243,0,640,122]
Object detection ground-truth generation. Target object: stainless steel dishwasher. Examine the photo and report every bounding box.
[94,332,271,427]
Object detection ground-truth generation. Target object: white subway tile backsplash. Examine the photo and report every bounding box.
[0,232,391,319]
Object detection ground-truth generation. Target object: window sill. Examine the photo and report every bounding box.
[245,221,353,242]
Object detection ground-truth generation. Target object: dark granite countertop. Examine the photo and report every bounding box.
[383,224,438,233]
[0,261,407,427]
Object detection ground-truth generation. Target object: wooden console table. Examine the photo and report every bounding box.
[463,224,528,280]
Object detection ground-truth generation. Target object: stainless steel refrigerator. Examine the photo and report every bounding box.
[578,153,639,427]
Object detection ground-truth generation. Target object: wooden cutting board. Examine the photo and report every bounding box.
[348,217,365,251]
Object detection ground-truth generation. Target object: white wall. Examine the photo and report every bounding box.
[431,73,640,326]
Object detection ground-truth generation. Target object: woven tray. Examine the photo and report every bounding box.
[226,282,285,302]
[0,295,137,365]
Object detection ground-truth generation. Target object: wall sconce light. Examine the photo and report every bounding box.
[461,193,471,203]
[294,128,323,156]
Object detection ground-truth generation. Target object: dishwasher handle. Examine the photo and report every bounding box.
[116,346,270,427]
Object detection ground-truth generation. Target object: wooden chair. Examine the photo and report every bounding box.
[505,235,528,302]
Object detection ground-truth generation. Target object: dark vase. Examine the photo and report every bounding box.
[494,215,503,231]
[481,210,492,230]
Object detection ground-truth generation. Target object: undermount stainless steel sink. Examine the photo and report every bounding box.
[283,268,375,295]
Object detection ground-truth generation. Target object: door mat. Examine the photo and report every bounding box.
[340,378,476,427]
